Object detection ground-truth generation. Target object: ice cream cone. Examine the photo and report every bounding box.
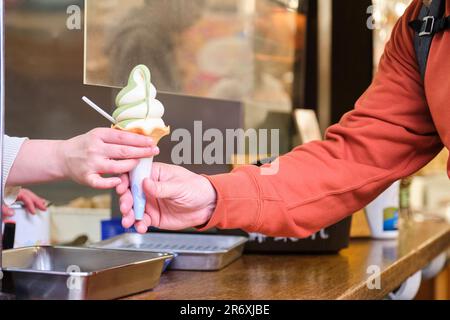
[112,65,170,222]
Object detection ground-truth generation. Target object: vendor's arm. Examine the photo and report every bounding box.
[6,128,158,189]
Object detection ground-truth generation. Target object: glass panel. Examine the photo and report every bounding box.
[85,0,304,103]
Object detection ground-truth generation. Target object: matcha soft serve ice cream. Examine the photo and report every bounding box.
[113,65,170,220]
[113,65,170,142]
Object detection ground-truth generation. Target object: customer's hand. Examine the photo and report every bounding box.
[59,128,159,189]
[116,163,217,234]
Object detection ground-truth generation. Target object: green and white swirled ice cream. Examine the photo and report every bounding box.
[113,64,170,143]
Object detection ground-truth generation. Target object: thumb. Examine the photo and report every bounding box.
[143,178,181,199]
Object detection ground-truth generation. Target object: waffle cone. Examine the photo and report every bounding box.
[113,125,170,145]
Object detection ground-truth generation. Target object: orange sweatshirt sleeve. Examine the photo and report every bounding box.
[201,0,444,238]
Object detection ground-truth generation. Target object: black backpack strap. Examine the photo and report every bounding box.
[409,0,448,79]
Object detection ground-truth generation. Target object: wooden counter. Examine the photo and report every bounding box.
[127,220,450,300]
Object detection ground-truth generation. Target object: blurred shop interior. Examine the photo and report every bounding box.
[2,0,450,298]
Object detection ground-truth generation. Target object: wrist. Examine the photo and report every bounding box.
[200,175,218,225]
[53,140,70,181]
[206,184,217,220]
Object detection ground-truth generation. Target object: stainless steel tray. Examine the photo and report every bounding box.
[2,246,173,300]
[90,233,248,271]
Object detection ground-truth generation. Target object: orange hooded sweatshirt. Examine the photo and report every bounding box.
[202,0,450,238]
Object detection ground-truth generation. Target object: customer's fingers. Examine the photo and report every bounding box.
[132,212,152,234]
[119,190,134,216]
[142,214,152,229]
[116,174,130,195]
[122,197,152,233]
[96,128,154,147]
[87,174,122,189]
[135,220,149,234]
[145,196,161,228]
[122,209,136,229]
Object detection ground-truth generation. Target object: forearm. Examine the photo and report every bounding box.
[6,128,158,189]
[203,129,441,238]
[6,140,67,187]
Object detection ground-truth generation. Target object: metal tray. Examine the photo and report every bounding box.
[91,233,248,271]
[1,246,173,300]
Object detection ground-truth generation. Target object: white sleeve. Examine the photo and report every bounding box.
[3,135,28,205]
